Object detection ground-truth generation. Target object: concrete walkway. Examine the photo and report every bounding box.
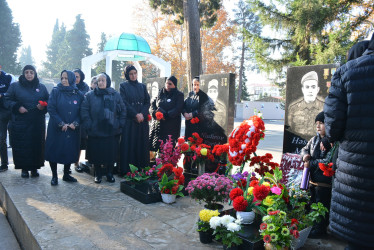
[0,119,347,249]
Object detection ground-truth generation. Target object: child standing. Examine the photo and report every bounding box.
[300,111,333,238]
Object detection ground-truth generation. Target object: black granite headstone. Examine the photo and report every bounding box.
[283,64,339,154]
[145,77,167,101]
[199,73,235,146]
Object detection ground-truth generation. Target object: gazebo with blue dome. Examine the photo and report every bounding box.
[81,32,171,88]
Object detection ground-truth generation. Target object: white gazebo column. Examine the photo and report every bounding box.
[133,61,143,83]
[105,55,113,87]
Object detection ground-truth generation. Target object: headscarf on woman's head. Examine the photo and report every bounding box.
[73,68,85,83]
[19,65,39,85]
[98,72,111,88]
[124,65,137,81]
[167,76,178,88]
[61,70,76,87]
[347,40,370,61]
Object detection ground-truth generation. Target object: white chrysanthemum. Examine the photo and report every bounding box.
[262,215,271,222]
[235,217,242,224]
[220,215,235,227]
[209,216,221,229]
[227,222,241,232]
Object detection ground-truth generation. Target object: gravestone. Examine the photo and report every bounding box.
[199,73,235,146]
[145,77,167,101]
[283,64,339,154]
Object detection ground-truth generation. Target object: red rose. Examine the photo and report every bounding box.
[155,111,164,120]
[147,114,152,121]
[291,218,299,225]
[253,185,270,200]
[181,143,189,152]
[230,188,244,201]
[38,100,48,107]
[177,137,185,144]
[233,196,248,211]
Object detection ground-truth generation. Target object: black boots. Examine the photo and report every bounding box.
[62,164,77,183]
[94,165,115,183]
[106,164,115,183]
[94,165,102,183]
[31,170,39,177]
[21,170,29,178]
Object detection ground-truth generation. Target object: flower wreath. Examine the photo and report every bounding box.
[228,116,265,166]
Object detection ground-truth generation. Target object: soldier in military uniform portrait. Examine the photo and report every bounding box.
[207,79,227,129]
[287,71,325,138]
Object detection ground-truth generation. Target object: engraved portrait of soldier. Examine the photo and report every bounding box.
[151,81,159,101]
[287,71,325,138]
[207,79,227,129]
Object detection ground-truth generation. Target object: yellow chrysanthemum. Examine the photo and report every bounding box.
[199,209,219,222]
[263,196,274,206]
[247,187,254,194]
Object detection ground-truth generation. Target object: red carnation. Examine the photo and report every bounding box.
[263,235,271,243]
[250,180,259,187]
[268,210,280,215]
[293,230,300,239]
[291,218,299,225]
[230,188,244,201]
[177,175,185,185]
[147,114,152,121]
[253,185,270,200]
[171,184,179,194]
[190,117,199,124]
[233,196,248,212]
[180,143,189,152]
[155,111,164,120]
[237,179,247,188]
[177,137,185,144]
[38,100,48,107]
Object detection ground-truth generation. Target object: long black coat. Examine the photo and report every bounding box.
[119,80,150,175]
[149,88,184,151]
[4,77,49,169]
[45,83,84,164]
[324,53,374,247]
[80,87,126,138]
[182,90,209,139]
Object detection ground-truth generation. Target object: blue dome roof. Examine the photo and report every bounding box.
[104,33,151,54]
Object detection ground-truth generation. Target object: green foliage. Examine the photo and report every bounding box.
[19,46,35,68]
[158,173,184,197]
[43,20,66,77]
[247,0,374,93]
[0,0,22,74]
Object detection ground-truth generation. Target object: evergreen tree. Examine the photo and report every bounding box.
[248,0,374,75]
[43,20,66,77]
[93,32,107,75]
[56,14,92,71]
[19,45,35,68]
[232,0,261,102]
[235,70,251,101]
[0,0,22,73]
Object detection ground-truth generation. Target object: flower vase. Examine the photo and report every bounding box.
[291,227,312,250]
[198,161,205,176]
[236,211,255,224]
[198,230,213,244]
[161,193,176,204]
[204,203,224,212]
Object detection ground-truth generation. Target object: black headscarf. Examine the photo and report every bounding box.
[100,72,111,88]
[124,65,137,81]
[167,76,178,88]
[19,65,39,87]
[73,68,85,84]
[347,40,370,61]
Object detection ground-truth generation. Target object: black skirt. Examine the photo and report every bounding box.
[87,135,119,165]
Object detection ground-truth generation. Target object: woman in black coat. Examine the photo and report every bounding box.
[324,38,374,249]
[73,68,90,173]
[182,76,209,139]
[45,70,84,185]
[119,65,150,176]
[81,73,126,183]
[149,76,184,151]
[4,65,49,178]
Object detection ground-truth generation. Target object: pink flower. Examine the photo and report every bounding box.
[271,186,282,195]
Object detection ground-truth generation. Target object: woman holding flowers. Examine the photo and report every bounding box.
[149,76,184,151]
[45,70,84,185]
[4,65,49,178]
[119,65,150,176]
